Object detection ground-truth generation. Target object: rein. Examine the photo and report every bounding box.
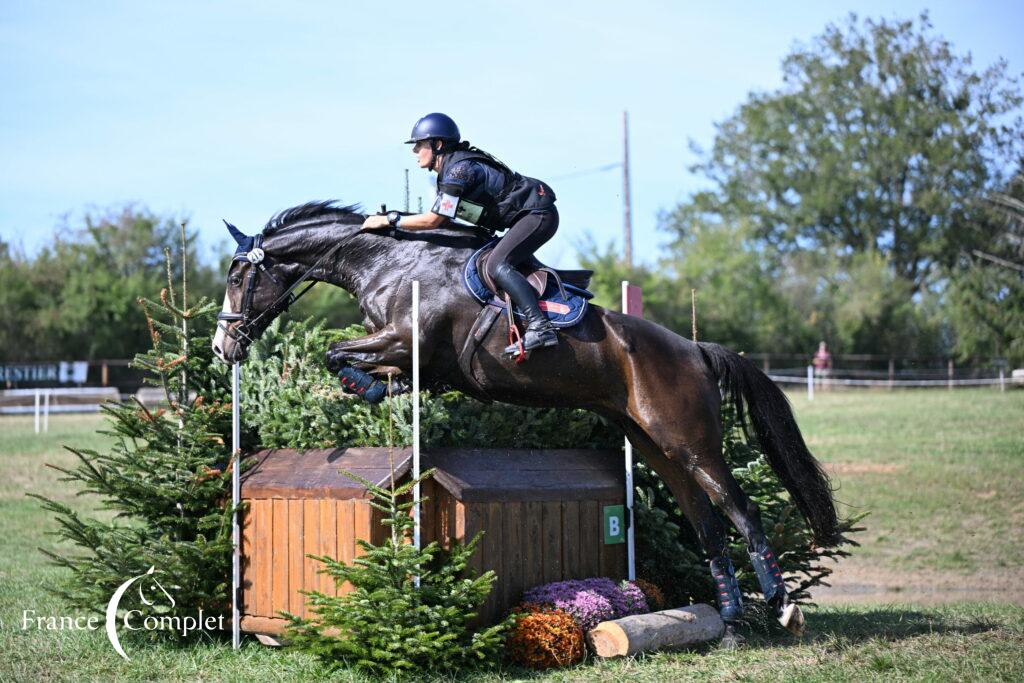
[217,233,346,345]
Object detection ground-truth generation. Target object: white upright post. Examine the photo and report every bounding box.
[231,362,241,650]
[1000,368,1006,393]
[34,390,40,434]
[43,390,50,433]
[412,281,421,558]
[621,281,636,581]
[807,365,815,402]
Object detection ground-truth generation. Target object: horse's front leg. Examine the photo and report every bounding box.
[324,325,412,403]
[325,325,411,370]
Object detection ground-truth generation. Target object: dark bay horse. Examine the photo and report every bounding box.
[212,201,840,635]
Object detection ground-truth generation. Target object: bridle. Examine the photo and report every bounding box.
[217,233,345,347]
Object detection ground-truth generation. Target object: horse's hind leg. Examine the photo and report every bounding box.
[666,410,805,635]
[619,423,746,642]
[624,367,804,635]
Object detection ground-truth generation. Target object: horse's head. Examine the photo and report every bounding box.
[212,221,305,363]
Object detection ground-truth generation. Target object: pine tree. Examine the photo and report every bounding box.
[285,466,509,674]
[33,247,235,636]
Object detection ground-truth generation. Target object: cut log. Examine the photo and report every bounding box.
[586,604,724,657]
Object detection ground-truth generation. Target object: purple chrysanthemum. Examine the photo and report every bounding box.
[522,577,649,631]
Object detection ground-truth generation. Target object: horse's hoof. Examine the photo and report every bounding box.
[778,603,805,636]
[719,625,745,650]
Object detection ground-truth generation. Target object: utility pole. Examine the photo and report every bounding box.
[622,110,633,268]
[404,169,410,212]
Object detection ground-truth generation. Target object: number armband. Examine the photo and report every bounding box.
[432,192,460,218]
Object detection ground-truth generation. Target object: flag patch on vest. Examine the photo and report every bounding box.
[432,192,459,218]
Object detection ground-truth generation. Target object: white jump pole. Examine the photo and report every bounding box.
[412,281,421,561]
[231,362,241,650]
[621,281,636,581]
[34,390,40,434]
[43,389,50,433]
[807,365,814,402]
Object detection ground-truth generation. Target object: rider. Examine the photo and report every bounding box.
[361,112,559,354]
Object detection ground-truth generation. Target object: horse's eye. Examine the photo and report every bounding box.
[230,275,242,287]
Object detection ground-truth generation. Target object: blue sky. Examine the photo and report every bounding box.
[2,1,1022,268]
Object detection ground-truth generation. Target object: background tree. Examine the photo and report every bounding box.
[680,12,1023,292]
[947,173,1024,364]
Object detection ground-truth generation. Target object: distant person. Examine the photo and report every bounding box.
[812,341,833,379]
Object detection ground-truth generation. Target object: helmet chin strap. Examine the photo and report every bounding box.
[429,139,444,173]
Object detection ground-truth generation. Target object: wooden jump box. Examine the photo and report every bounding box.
[239,447,628,636]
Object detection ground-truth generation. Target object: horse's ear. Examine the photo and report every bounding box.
[223,219,247,245]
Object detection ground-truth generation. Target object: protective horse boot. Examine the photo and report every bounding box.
[748,539,804,635]
[710,554,744,622]
[710,554,745,648]
[493,265,557,354]
[336,365,405,404]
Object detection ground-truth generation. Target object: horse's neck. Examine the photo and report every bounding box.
[266,221,396,301]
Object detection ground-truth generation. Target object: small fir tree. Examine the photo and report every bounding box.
[285,466,509,674]
[33,248,235,637]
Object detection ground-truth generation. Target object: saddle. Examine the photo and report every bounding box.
[458,240,595,397]
[463,240,594,321]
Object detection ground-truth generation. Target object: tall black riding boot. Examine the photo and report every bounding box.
[493,266,558,354]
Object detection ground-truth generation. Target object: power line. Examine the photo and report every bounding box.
[549,162,622,182]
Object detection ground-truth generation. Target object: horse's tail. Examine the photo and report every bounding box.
[698,341,841,547]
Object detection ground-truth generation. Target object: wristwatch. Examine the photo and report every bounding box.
[386,211,402,227]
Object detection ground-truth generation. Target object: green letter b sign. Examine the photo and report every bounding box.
[603,505,625,545]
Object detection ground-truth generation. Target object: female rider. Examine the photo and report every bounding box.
[361,112,559,355]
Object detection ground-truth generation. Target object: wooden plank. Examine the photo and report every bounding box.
[242,447,413,499]
[580,500,601,578]
[254,499,272,617]
[420,478,435,548]
[481,502,503,624]
[523,501,544,591]
[271,499,289,617]
[241,499,255,615]
[319,500,337,596]
[561,501,581,580]
[502,501,524,611]
[303,499,321,613]
[541,501,562,584]
[337,499,355,595]
[287,499,304,617]
[354,500,371,559]
[461,502,484,577]
[442,488,458,550]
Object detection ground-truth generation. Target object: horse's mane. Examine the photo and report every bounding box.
[262,200,364,234]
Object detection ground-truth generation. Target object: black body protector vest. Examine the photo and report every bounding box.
[437,147,556,232]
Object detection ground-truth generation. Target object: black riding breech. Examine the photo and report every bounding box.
[485,208,559,281]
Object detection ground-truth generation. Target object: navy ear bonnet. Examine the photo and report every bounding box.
[224,220,265,264]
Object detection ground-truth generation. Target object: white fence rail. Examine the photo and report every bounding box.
[771,366,1015,400]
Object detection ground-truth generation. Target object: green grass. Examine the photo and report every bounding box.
[1,391,1023,681]
[788,390,1024,576]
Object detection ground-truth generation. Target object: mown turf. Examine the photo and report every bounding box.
[1,390,1022,681]
[788,389,1024,576]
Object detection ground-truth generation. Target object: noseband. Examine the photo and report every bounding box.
[217,234,345,347]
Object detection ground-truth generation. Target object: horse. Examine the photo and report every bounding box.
[212,200,841,637]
